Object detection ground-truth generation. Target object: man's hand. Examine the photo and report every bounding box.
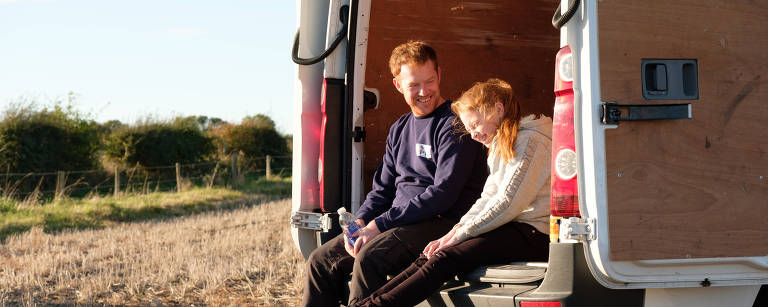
[343,233,356,257]
[352,220,381,255]
[343,219,365,257]
[423,225,460,259]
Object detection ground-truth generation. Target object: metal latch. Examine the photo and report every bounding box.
[290,211,332,232]
[352,126,365,142]
[561,217,596,241]
[601,102,691,125]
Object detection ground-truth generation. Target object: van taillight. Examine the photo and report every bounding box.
[319,78,345,212]
[551,46,579,218]
[520,301,562,307]
[319,78,329,211]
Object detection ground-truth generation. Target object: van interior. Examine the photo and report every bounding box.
[358,1,561,300]
[361,0,560,191]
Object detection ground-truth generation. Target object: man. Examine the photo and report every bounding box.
[302,41,488,306]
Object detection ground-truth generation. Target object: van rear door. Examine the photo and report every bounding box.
[570,0,768,288]
[291,0,370,257]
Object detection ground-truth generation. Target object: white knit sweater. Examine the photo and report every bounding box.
[453,115,552,243]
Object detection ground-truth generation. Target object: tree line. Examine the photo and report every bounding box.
[0,102,291,179]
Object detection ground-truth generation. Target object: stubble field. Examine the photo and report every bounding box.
[0,198,305,306]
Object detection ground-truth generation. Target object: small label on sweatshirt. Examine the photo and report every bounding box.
[415,143,432,159]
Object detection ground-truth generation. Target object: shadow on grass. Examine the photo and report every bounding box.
[43,213,104,233]
[1,178,292,242]
[96,196,279,222]
[234,176,292,195]
[0,223,33,242]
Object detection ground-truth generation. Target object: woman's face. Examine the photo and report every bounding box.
[458,102,504,147]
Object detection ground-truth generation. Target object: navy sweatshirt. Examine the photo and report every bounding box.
[356,100,489,232]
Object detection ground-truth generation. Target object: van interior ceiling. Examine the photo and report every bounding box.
[362,0,561,191]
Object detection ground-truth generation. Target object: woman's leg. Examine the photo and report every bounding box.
[354,250,461,307]
[355,222,548,307]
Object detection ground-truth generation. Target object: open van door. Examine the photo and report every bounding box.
[569,0,768,290]
[290,0,372,258]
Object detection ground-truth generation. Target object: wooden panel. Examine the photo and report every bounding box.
[599,0,768,260]
[363,0,559,191]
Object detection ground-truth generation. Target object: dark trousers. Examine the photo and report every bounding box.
[301,216,455,307]
[351,221,550,307]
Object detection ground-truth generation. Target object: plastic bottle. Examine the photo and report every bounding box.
[337,207,361,246]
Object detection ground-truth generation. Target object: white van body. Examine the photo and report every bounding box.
[291,0,768,305]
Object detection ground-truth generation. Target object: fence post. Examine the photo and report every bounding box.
[114,167,120,197]
[266,155,272,179]
[176,162,182,193]
[231,153,239,184]
[55,171,65,199]
[208,162,219,188]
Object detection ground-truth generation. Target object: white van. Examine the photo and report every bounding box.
[290,1,768,306]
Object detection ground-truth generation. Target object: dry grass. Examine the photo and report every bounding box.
[0,198,305,306]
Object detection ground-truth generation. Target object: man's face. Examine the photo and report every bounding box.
[393,60,442,117]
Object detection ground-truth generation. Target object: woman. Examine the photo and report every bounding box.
[351,78,552,307]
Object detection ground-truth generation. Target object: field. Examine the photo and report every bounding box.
[0,196,305,306]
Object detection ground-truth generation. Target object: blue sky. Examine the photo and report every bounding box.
[0,0,297,134]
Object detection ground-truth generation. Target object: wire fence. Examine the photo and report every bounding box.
[0,154,291,200]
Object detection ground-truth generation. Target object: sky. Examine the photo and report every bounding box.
[0,0,298,134]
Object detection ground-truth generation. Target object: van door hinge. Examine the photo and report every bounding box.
[601,102,691,125]
[562,217,596,241]
[352,126,365,142]
[290,211,332,232]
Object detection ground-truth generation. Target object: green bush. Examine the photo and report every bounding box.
[0,103,100,173]
[225,125,287,158]
[222,118,290,174]
[103,117,216,168]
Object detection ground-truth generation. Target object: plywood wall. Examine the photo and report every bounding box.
[599,0,768,260]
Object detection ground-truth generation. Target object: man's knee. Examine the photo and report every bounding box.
[352,247,380,273]
[352,233,412,278]
[308,242,331,263]
[306,236,349,275]
[306,246,326,273]
[353,234,396,266]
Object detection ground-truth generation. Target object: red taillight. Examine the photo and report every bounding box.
[319,77,345,213]
[521,301,562,307]
[319,78,329,211]
[551,46,579,218]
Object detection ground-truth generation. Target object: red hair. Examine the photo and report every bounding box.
[451,78,521,162]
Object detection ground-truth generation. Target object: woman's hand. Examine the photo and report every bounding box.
[422,239,442,258]
[431,235,459,257]
[423,225,461,259]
